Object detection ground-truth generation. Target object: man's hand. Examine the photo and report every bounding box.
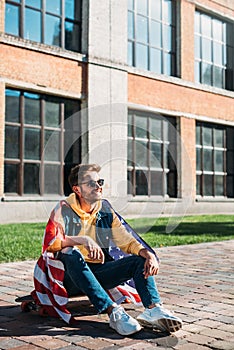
[62,235,105,263]
[82,236,105,263]
[139,248,159,278]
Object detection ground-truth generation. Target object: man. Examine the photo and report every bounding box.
[33,164,182,336]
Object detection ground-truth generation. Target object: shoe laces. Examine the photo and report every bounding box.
[111,306,130,322]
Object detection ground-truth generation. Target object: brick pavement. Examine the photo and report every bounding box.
[0,240,233,350]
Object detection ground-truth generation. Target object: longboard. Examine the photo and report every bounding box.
[15,295,48,316]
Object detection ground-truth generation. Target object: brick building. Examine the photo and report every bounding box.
[0,0,234,223]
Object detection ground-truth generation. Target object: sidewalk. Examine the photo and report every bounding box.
[0,240,233,350]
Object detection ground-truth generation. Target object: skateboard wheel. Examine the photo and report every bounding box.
[39,307,48,317]
[21,301,30,312]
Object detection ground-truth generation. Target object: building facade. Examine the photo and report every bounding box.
[0,0,234,223]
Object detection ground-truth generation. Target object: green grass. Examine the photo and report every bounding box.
[0,215,234,262]
[128,214,234,248]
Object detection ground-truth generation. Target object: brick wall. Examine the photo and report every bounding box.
[128,74,234,122]
[0,43,85,95]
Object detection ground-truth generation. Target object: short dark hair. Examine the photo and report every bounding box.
[68,164,101,188]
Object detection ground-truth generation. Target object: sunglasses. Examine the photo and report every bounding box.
[79,179,104,188]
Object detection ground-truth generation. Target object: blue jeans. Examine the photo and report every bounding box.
[58,249,161,313]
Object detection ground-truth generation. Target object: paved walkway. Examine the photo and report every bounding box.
[0,240,233,350]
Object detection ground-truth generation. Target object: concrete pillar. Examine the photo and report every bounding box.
[180,0,195,82]
[180,116,196,200]
[85,0,128,208]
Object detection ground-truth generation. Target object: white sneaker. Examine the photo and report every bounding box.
[137,305,182,333]
[109,305,142,336]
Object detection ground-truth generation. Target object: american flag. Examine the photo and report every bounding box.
[32,199,159,323]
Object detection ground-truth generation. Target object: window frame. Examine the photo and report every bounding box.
[195,122,234,198]
[128,111,177,198]
[4,88,81,197]
[4,0,82,53]
[128,0,177,76]
[194,10,234,91]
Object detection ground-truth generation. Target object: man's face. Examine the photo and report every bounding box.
[77,171,103,204]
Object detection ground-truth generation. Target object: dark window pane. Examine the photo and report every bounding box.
[215,150,224,172]
[44,130,60,161]
[25,8,41,42]
[46,0,61,15]
[25,0,41,8]
[4,163,19,194]
[227,175,234,198]
[5,126,19,159]
[127,169,133,195]
[65,21,80,52]
[135,116,147,138]
[45,100,60,127]
[196,174,201,195]
[196,148,201,170]
[214,129,223,147]
[5,4,19,36]
[127,139,133,166]
[204,174,213,196]
[196,125,201,144]
[24,128,40,160]
[213,66,223,88]
[24,93,40,125]
[151,171,163,195]
[64,99,80,121]
[135,140,148,167]
[44,164,60,194]
[215,175,224,195]
[136,169,148,195]
[5,90,20,123]
[150,142,162,168]
[202,62,212,85]
[65,0,81,20]
[203,126,212,146]
[24,163,39,194]
[203,148,213,171]
[45,14,61,46]
[150,118,161,140]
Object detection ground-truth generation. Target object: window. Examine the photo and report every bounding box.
[196,122,234,197]
[128,0,176,76]
[128,111,177,197]
[5,0,82,52]
[4,89,81,196]
[195,11,234,91]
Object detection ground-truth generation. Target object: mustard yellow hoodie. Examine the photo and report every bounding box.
[47,193,145,262]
